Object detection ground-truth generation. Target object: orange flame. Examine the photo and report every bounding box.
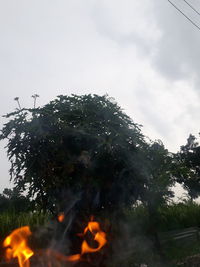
[81,220,107,254]
[68,217,107,262]
[2,217,107,266]
[3,226,34,267]
[57,212,65,222]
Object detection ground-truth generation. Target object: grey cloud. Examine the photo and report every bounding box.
[152,0,200,84]
[90,0,200,85]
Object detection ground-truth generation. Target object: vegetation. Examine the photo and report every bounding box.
[0,211,48,239]
[0,188,48,238]
[126,201,200,233]
[1,93,200,266]
[0,187,32,213]
[176,134,200,201]
[0,94,148,214]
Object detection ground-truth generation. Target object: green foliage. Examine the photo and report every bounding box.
[126,201,200,234]
[0,187,32,213]
[122,202,200,265]
[141,140,175,209]
[176,134,200,200]
[0,94,148,213]
[158,201,200,231]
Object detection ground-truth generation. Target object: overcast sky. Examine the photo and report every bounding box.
[1,0,200,193]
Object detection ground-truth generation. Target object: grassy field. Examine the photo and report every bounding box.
[0,211,49,239]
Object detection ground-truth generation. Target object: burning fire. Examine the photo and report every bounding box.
[2,217,107,266]
[67,217,107,262]
[81,220,107,254]
[3,226,34,267]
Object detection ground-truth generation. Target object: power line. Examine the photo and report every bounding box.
[183,0,200,16]
[167,0,200,31]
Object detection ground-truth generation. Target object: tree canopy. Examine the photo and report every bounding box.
[1,94,153,213]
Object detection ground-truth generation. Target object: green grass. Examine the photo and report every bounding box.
[125,201,200,234]
[121,202,200,266]
[0,211,49,239]
[157,201,200,231]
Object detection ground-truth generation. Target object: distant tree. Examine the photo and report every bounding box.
[140,140,175,255]
[141,140,175,208]
[0,94,148,214]
[0,187,31,213]
[176,134,200,201]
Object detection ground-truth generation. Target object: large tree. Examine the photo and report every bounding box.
[1,94,148,214]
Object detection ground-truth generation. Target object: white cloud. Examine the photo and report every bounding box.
[0,0,200,194]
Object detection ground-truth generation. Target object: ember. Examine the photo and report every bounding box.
[58,212,65,223]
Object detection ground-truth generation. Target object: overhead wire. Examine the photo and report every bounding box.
[182,0,200,16]
[167,0,200,31]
